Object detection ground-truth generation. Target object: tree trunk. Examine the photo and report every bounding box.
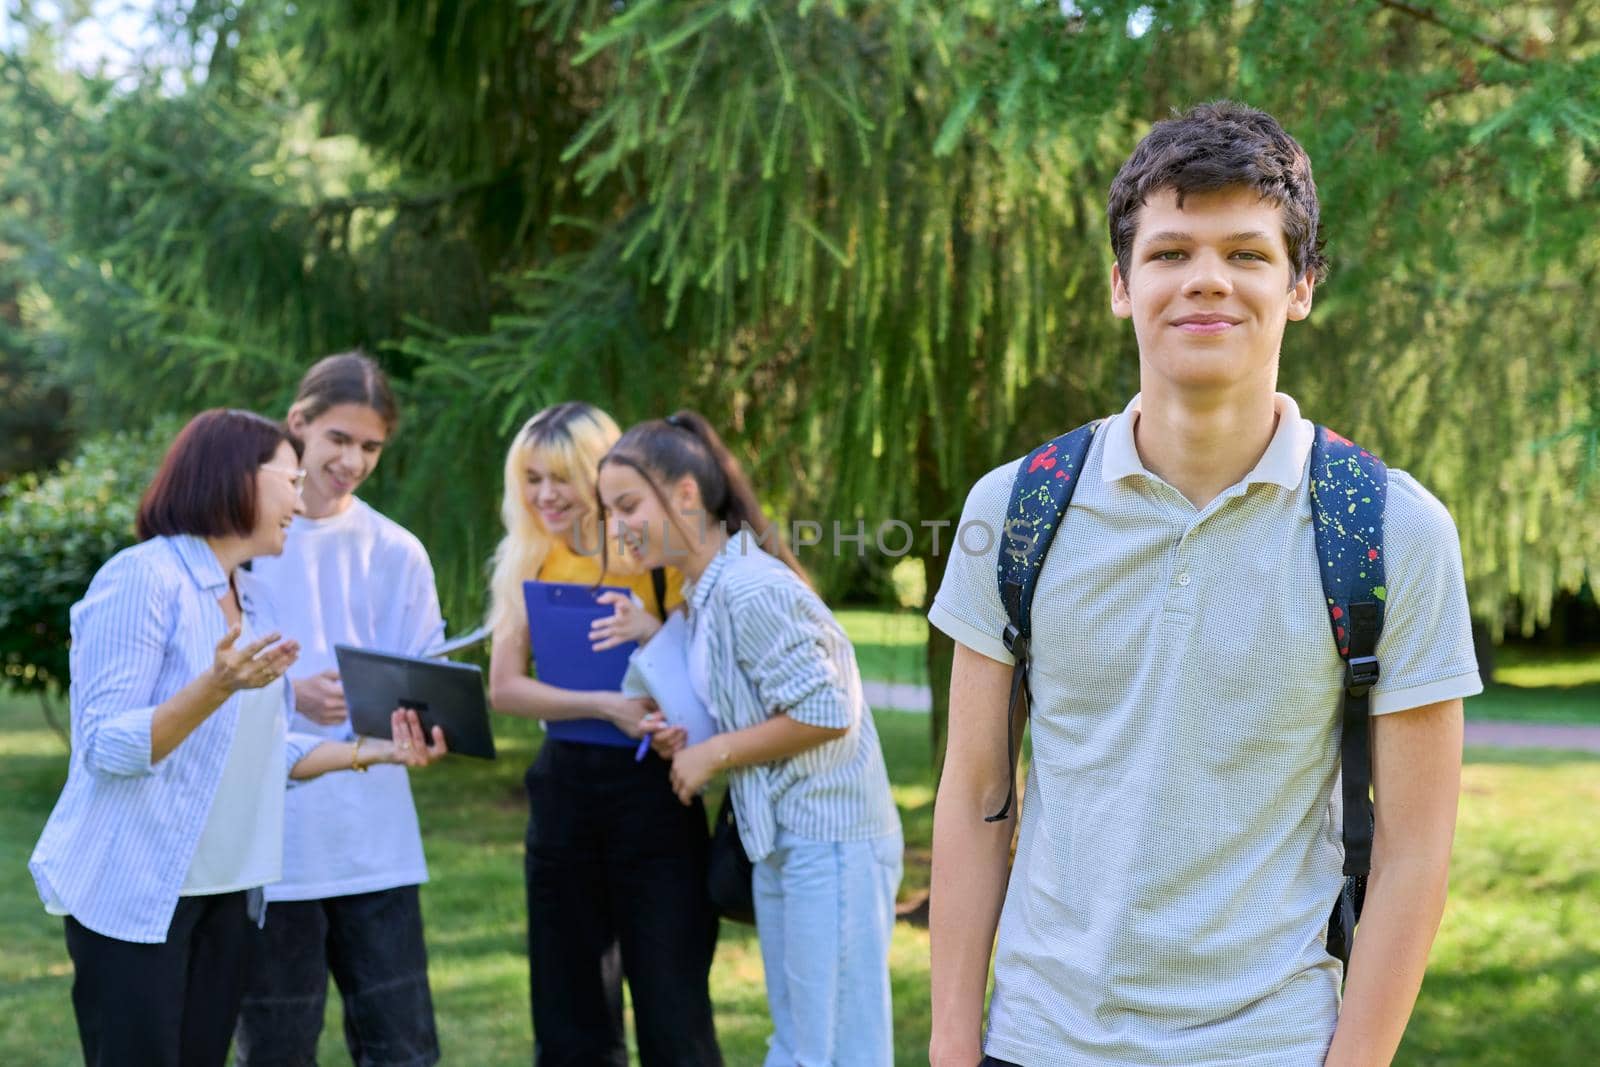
[38,691,68,746]
[1471,620,1496,686]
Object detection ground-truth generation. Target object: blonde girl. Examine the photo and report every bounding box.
[486,402,721,1067]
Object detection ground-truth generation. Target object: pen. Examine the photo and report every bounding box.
[634,710,657,762]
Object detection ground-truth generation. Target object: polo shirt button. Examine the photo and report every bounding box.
[1177,572,1192,587]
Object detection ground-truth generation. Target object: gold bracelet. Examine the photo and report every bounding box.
[350,736,370,773]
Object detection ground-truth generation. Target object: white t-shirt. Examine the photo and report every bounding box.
[247,499,445,901]
[181,674,286,895]
[929,393,1482,1066]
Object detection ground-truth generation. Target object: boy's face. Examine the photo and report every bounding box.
[1110,186,1313,397]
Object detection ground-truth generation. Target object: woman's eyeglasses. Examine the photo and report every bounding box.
[262,465,308,495]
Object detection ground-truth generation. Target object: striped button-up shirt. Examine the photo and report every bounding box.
[687,533,900,862]
[29,535,320,943]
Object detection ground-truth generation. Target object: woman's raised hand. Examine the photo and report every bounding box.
[208,626,299,694]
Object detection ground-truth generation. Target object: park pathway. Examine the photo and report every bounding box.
[861,682,1600,753]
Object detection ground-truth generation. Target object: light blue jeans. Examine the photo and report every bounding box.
[752,828,904,1067]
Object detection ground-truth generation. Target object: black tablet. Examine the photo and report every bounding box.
[333,644,496,760]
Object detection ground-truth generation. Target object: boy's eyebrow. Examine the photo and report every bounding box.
[1140,229,1274,245]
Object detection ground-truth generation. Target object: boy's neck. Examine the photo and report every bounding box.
[301,487,354,521]
[1132,381,1280,510]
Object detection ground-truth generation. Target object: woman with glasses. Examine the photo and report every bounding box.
[234,352,451,1067]
[28,408,446,1067]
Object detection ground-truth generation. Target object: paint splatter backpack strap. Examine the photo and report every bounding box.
[1309,425,1388,966]
[989,421,1101,822]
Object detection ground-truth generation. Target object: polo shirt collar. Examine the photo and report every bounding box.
[1100,392,1312,491]
[168,534,231,597]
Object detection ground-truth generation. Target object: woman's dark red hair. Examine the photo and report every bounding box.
[136,409,302,542]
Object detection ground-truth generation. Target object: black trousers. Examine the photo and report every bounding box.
[235,885,439,1066]
[64,890,251,1067]
[524,741,722,1067]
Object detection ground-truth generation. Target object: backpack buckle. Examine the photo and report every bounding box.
[1345,655,1380,697]
[1002,623,1028,659]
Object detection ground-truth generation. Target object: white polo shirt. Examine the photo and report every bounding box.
[929,392,1481,1067]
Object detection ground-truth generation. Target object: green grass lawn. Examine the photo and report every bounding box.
[0,699,939,1065]
[1468,645,1600,725]
[835,608,929,690]
[2,629,1597,1064]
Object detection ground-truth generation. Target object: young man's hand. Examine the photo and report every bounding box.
[294,668,348,724]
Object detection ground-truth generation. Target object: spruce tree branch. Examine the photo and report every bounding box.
[309,177,503,219]
[1372,0,1531,65]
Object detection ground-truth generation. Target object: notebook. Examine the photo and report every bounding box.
[622,611,719,747]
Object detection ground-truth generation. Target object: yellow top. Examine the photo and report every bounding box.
[536,537,686,615]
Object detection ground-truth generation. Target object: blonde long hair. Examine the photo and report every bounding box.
[486,402,621,635]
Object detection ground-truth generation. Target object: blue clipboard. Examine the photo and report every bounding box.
[523,580,639,747]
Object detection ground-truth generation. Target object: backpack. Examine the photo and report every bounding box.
[992,420,1386,967]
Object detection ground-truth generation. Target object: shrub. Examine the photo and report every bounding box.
[0,418,179,701]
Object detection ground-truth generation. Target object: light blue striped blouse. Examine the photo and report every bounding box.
[28,535,321,944]
[687,533,900,862]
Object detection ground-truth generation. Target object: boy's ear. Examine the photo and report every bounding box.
[286,407,308,435]
[1110,261,1133,319]
[1287,269,1315,322]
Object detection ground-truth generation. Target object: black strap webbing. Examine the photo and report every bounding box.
[1340,600,1380,876]
[650,567,668,622]
[988,581,1030,822]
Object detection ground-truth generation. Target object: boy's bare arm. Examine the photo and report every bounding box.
[930,643,1022,1067]
[1324,697,1464,1067]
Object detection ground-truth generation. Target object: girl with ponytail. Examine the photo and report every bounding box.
[599,410,903,1067]
[485,402,722,1067]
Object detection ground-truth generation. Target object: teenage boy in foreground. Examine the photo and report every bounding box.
[927,102,1481,1067]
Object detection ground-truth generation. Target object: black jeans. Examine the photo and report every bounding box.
[234,885,439,1067]
[524,741,722,1067]
[64,890,250,1067]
